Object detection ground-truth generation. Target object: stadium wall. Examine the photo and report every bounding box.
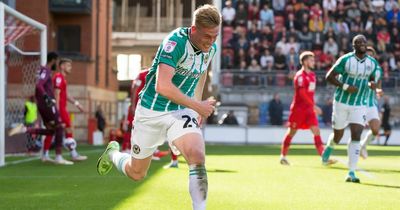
[204,126,400,146]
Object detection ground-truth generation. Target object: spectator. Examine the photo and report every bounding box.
[235,3,248,27]
[95,105,106,133]
[311,27,325,49]
[219,110,239,125]
[286,36,299,53]
[385,0,399,12]
[323,0,337,16]
[359,0,374,22]
[286,48,300,71]
[274,47,287,70]
[260,25,274,45]
[260,4,275,27]
[323,16,336,33]
[276,36,288,54]
[376,28,390,53]
[323,37,339,57]
[386,4,400,25]
[269,93,284,125]
[338,36,352,52]
[334,18,350,35]
[322,98,333,127]
[298,26,313,50]
[272,0,286,15]
[247,2,260,28]
[260,49,274,70]
[222,0,236,26]
[310,3,323,19]
[347,1,362,23]
[247,23,261,44]
[390,27,400,53]
[285,13,298,30]
[248,58,261,71]
[309,15,324,32]
[298,13,310,32]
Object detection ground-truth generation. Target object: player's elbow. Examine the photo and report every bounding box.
[155,81,171,97]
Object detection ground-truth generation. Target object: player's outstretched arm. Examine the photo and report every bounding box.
[156,63,215,118]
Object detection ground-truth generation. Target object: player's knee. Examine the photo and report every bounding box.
[371,129,379,136]
[127,168,147,181]
[187,148,205,165]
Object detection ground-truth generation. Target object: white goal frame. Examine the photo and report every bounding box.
[0,2,47,167]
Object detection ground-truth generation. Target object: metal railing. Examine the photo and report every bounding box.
[219,69,400,90]
[112,5,192,33]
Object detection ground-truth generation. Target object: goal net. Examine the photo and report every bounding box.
[0,2,46,166]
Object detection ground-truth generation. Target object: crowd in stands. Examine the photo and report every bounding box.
[221,0,400,87]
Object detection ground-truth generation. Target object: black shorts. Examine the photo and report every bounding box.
[36,98,61,126]
[381,122,392,131]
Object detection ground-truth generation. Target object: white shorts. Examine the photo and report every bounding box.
[332,101,367,130]
[365,106,380,122]
[130,106,202,159]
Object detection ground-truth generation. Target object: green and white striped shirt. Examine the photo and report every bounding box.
[365,65,382,107]
[140,27,217,112]
[332,52,378,106]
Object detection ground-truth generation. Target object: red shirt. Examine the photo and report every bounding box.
[290,69,316,110]
[132,70,149,106]
[127,70,149,126]
[53,72,68,112]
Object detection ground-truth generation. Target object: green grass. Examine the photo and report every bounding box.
[1,144,399,210]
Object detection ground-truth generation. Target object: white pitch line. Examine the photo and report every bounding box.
[335,157,375,179]
[4,149,105,166]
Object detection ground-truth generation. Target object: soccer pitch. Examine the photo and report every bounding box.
[0,144,399,210]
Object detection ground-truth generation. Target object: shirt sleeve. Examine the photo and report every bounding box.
[53,75,63,89]
[331,55,346,74]
[36,68,50,95]
[158,35,185,69]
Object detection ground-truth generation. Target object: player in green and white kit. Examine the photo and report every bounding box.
[360,47,383,159]
[322,35,379,183]
[96,5,221,210]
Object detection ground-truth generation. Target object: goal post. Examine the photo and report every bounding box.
[0,2,47,167]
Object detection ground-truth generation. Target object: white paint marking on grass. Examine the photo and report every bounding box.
[5,149,105,166]
[335,157,375,179]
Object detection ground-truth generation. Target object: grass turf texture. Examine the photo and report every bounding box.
[0,144,399,210]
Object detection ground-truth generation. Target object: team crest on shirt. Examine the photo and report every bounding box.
[163,40,177,53]
[56,77,62,85]
[133,144,141,154]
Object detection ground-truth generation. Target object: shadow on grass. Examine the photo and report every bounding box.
[361,183,400,189]
[204,144,400,157]
[0,146,174,210]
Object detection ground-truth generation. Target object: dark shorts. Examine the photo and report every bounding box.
[36,98,61,127]
[381,122,392,131]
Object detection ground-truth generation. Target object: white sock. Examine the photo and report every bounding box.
[326,133,336,148]
[70,149,79,158]
[189,164,208,210]
[348,141,361,172]
[361,130,375,148]
[55,154,63,161]
[43,150,49,157]
[172,160,178,164]
[109,150,130,176]
[280,154,286,159]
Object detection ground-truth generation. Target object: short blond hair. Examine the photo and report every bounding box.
[59,58,72,66]
[193,4,221,28]
[299,51,314,65]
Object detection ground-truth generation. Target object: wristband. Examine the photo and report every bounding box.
[342,84,349,91]
[74,101,80,106]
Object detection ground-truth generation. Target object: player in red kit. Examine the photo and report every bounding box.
[52,58,87,161]
[123,69,171,162]
[280,51,336,165]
